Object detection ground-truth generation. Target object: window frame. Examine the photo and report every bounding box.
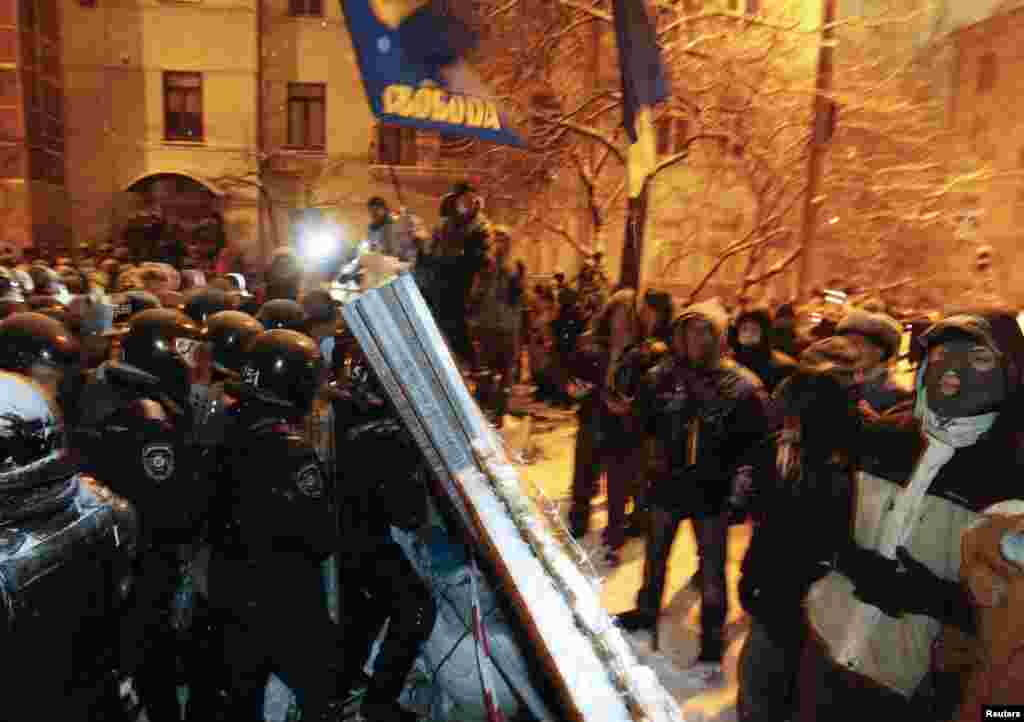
[288,0,323,17]
[285,82,326,151]
[977,52,997,94]
[375,123,417,166]
[163,71,204,143]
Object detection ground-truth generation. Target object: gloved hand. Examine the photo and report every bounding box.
[838,543,974,631]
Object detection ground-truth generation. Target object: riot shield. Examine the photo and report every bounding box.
[341,273,683,722]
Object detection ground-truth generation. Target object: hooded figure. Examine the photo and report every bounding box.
[799,307,1024,721]
[617,299,770,688]
[728,306,797,393]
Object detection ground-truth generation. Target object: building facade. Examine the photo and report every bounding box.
[949,3,1024,303]
[0,0,67,255]
[59,0,502,269]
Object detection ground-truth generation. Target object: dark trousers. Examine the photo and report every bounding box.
[125,546,183,722]
[568,416,602,537]
[340,537,437,706]
[476,327,518,423]
[570,424,645,549]
[738,620,804,722]
[217,560,341,721]
[797,634,917,722]
[637,508,729,662]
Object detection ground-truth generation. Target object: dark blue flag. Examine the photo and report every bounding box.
[342,0,524,147]
[612,0,669,196]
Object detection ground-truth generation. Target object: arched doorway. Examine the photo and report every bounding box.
[121,172,226,267]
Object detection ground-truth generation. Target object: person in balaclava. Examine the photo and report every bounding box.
[834,308,912,416]
[617,300,770,688]
[728,306,797,393]
[798,307,1024,721]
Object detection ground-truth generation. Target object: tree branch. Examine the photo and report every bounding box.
[743,246,802,287]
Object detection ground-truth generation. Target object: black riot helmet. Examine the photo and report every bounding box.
[120,309,204,402]
[0,267,24,303]
[28,266,59,295]
[233,329,322,415]
[205,310,264,376]
[256,298,307,332]
[0,312,80,374]
[0,371,79,526]
[184,287,232,325]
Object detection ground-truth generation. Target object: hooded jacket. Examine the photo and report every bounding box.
[639,300,770,518]
[805,309,1024,698]
[728,306,797,393]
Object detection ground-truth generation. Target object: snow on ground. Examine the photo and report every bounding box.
[509,389,750,722]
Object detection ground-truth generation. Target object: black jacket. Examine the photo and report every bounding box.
[640,355,770,518]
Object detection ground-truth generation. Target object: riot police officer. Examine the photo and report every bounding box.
[331,356,437,722]
[257,297,307,332]
[192,310,264,449]
[0,370,137,722]
[0,312,83,424]
[212,329,343,721]
[73,308,211,722]
[184,286,233,325]
[0,266,27,319]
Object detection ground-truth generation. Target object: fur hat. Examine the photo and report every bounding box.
[799,335,879,385]
[836,309,903,360]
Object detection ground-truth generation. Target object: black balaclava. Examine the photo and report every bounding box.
[923,331,1005,418]
[915,314,1012,448]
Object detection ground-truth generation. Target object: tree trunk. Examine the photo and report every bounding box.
[619,187,649,290]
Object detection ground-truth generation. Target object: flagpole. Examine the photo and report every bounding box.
[797,0,838,301]
[620,188,648,290]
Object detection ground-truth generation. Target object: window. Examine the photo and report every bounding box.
[164,72,203,141]
[287,83,325,150]
[978,53,997,93]
[376,124,417,165]
[289,0,322,16]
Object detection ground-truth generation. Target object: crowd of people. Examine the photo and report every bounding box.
[1,173,1021,722]
[545,284,1024,722]
[0,239,445,721]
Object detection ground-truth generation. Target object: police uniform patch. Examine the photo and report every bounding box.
[141,443,175,483]
[241,365,260,386]
[295,462,323,499]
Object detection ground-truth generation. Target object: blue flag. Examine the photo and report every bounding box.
[612,0,669,196]
[342,0,524,147]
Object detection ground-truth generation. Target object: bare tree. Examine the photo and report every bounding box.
[450,0,1007,306]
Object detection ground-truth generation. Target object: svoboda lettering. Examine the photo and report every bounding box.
[382,85,501,130]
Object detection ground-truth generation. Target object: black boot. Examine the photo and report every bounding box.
[615,608,657,632]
